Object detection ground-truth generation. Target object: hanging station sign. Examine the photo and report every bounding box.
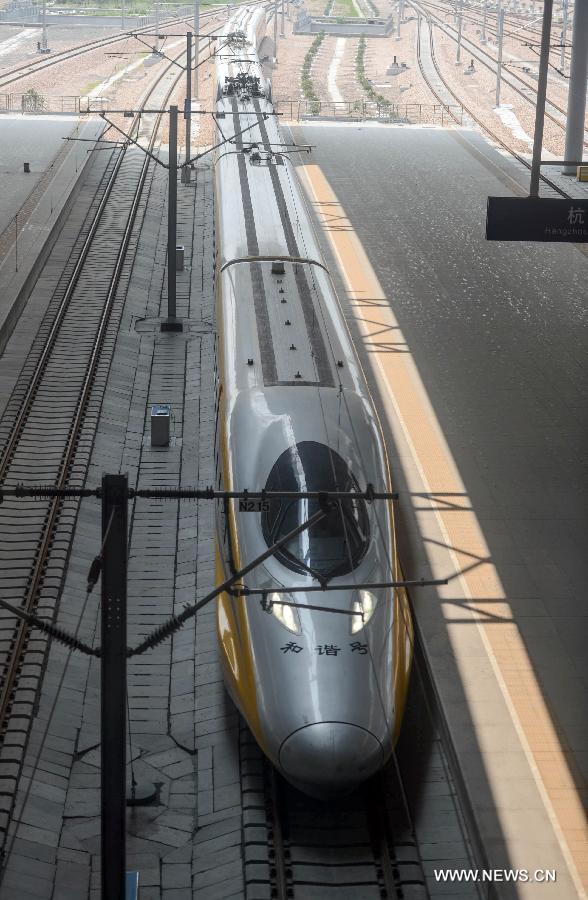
[486,197,588,243]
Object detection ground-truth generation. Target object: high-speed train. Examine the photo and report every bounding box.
[213,8,413,796]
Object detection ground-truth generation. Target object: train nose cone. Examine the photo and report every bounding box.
[279,723,384,796]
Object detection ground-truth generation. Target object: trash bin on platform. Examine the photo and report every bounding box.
[151,404,171,446]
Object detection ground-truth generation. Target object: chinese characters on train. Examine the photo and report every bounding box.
[280,642,368,655]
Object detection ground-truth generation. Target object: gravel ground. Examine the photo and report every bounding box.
[3,4,585,170]
[419,4,587,150]
[1,25,192,99]
[433,24,567,156]
[0,25,125,76]
[433,0,572,113]
[271,13,451,123]
[0,13,228,153]
[270,4,586,147]
[269,12,315,104]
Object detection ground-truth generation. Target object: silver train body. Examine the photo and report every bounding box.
[213,8,413,796]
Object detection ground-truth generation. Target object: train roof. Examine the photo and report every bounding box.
[216,96,365,394]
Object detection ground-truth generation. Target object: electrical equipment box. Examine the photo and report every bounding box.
[151,404,171,447]
[577,167,588,183]
[176,246,184,271]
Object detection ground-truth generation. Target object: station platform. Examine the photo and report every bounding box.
[0,116,79,228]
[0,114,103,355]
[0,114,585,899]
[290,121,588,899]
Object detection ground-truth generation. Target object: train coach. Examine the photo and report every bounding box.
[212,8,413,796]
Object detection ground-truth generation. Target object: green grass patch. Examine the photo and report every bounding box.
[81,80,102,93]
[355,35,390,108]
[300,30,325,112]
[48,0,230,12]
[332,0,359,18]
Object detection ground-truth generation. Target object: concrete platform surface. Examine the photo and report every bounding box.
[291,121,588,900]
[0,115,103,355]
[0,115,80,231]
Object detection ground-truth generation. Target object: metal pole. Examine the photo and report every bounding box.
[562,0,588,174]
[495,8,505,107]
[155,0,159,53]
[273,0,278,63]
[184,32,192,183]
[193,0,200,97]
[495,0,501,46]
[280,0,285,36]
[101,473,128,900]
[396,0,401,39]
[41,0,47,50]
[560,0,568,73]
[530,0,554,195]
[163,105,181,330]
[481,0,487,43]
[457,0,463,63]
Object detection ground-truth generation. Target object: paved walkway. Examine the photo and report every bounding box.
[327,36,346,103]
[0,116,81,232]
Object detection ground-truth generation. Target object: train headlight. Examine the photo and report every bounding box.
[351,589,377,634]
[269,592,301,634]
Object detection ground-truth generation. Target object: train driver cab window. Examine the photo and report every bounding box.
[261,442,370,580]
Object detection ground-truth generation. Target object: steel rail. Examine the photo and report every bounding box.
[421,0,561,47]
[414,11,573,200]
[0,25,214,842]
[0,11,220,480]
[267,767,291,900]
[0,0,269,91]
[413,0,584,141]
[0,11,210,91]
[259,758,429,899]
[238,590,475,900]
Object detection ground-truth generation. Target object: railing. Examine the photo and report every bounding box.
[0,93,83,114]
[274,98,465,125]
[0,0,40,22]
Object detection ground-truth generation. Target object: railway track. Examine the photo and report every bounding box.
[412,0,587,145]
[240,634,478,900]
[423,0,565,47]
[0,20,218,859]
[0,0,271,92]
[241,733,429,900]
[0,13,194,91]
[414,11,573,200]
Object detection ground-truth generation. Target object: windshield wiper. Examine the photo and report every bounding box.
[291,555,331,587]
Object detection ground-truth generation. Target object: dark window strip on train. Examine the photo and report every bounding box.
[252,99,335,388]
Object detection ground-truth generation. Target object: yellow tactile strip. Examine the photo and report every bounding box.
[299,162,587,898]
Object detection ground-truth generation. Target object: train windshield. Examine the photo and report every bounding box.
[261,442,370,579]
